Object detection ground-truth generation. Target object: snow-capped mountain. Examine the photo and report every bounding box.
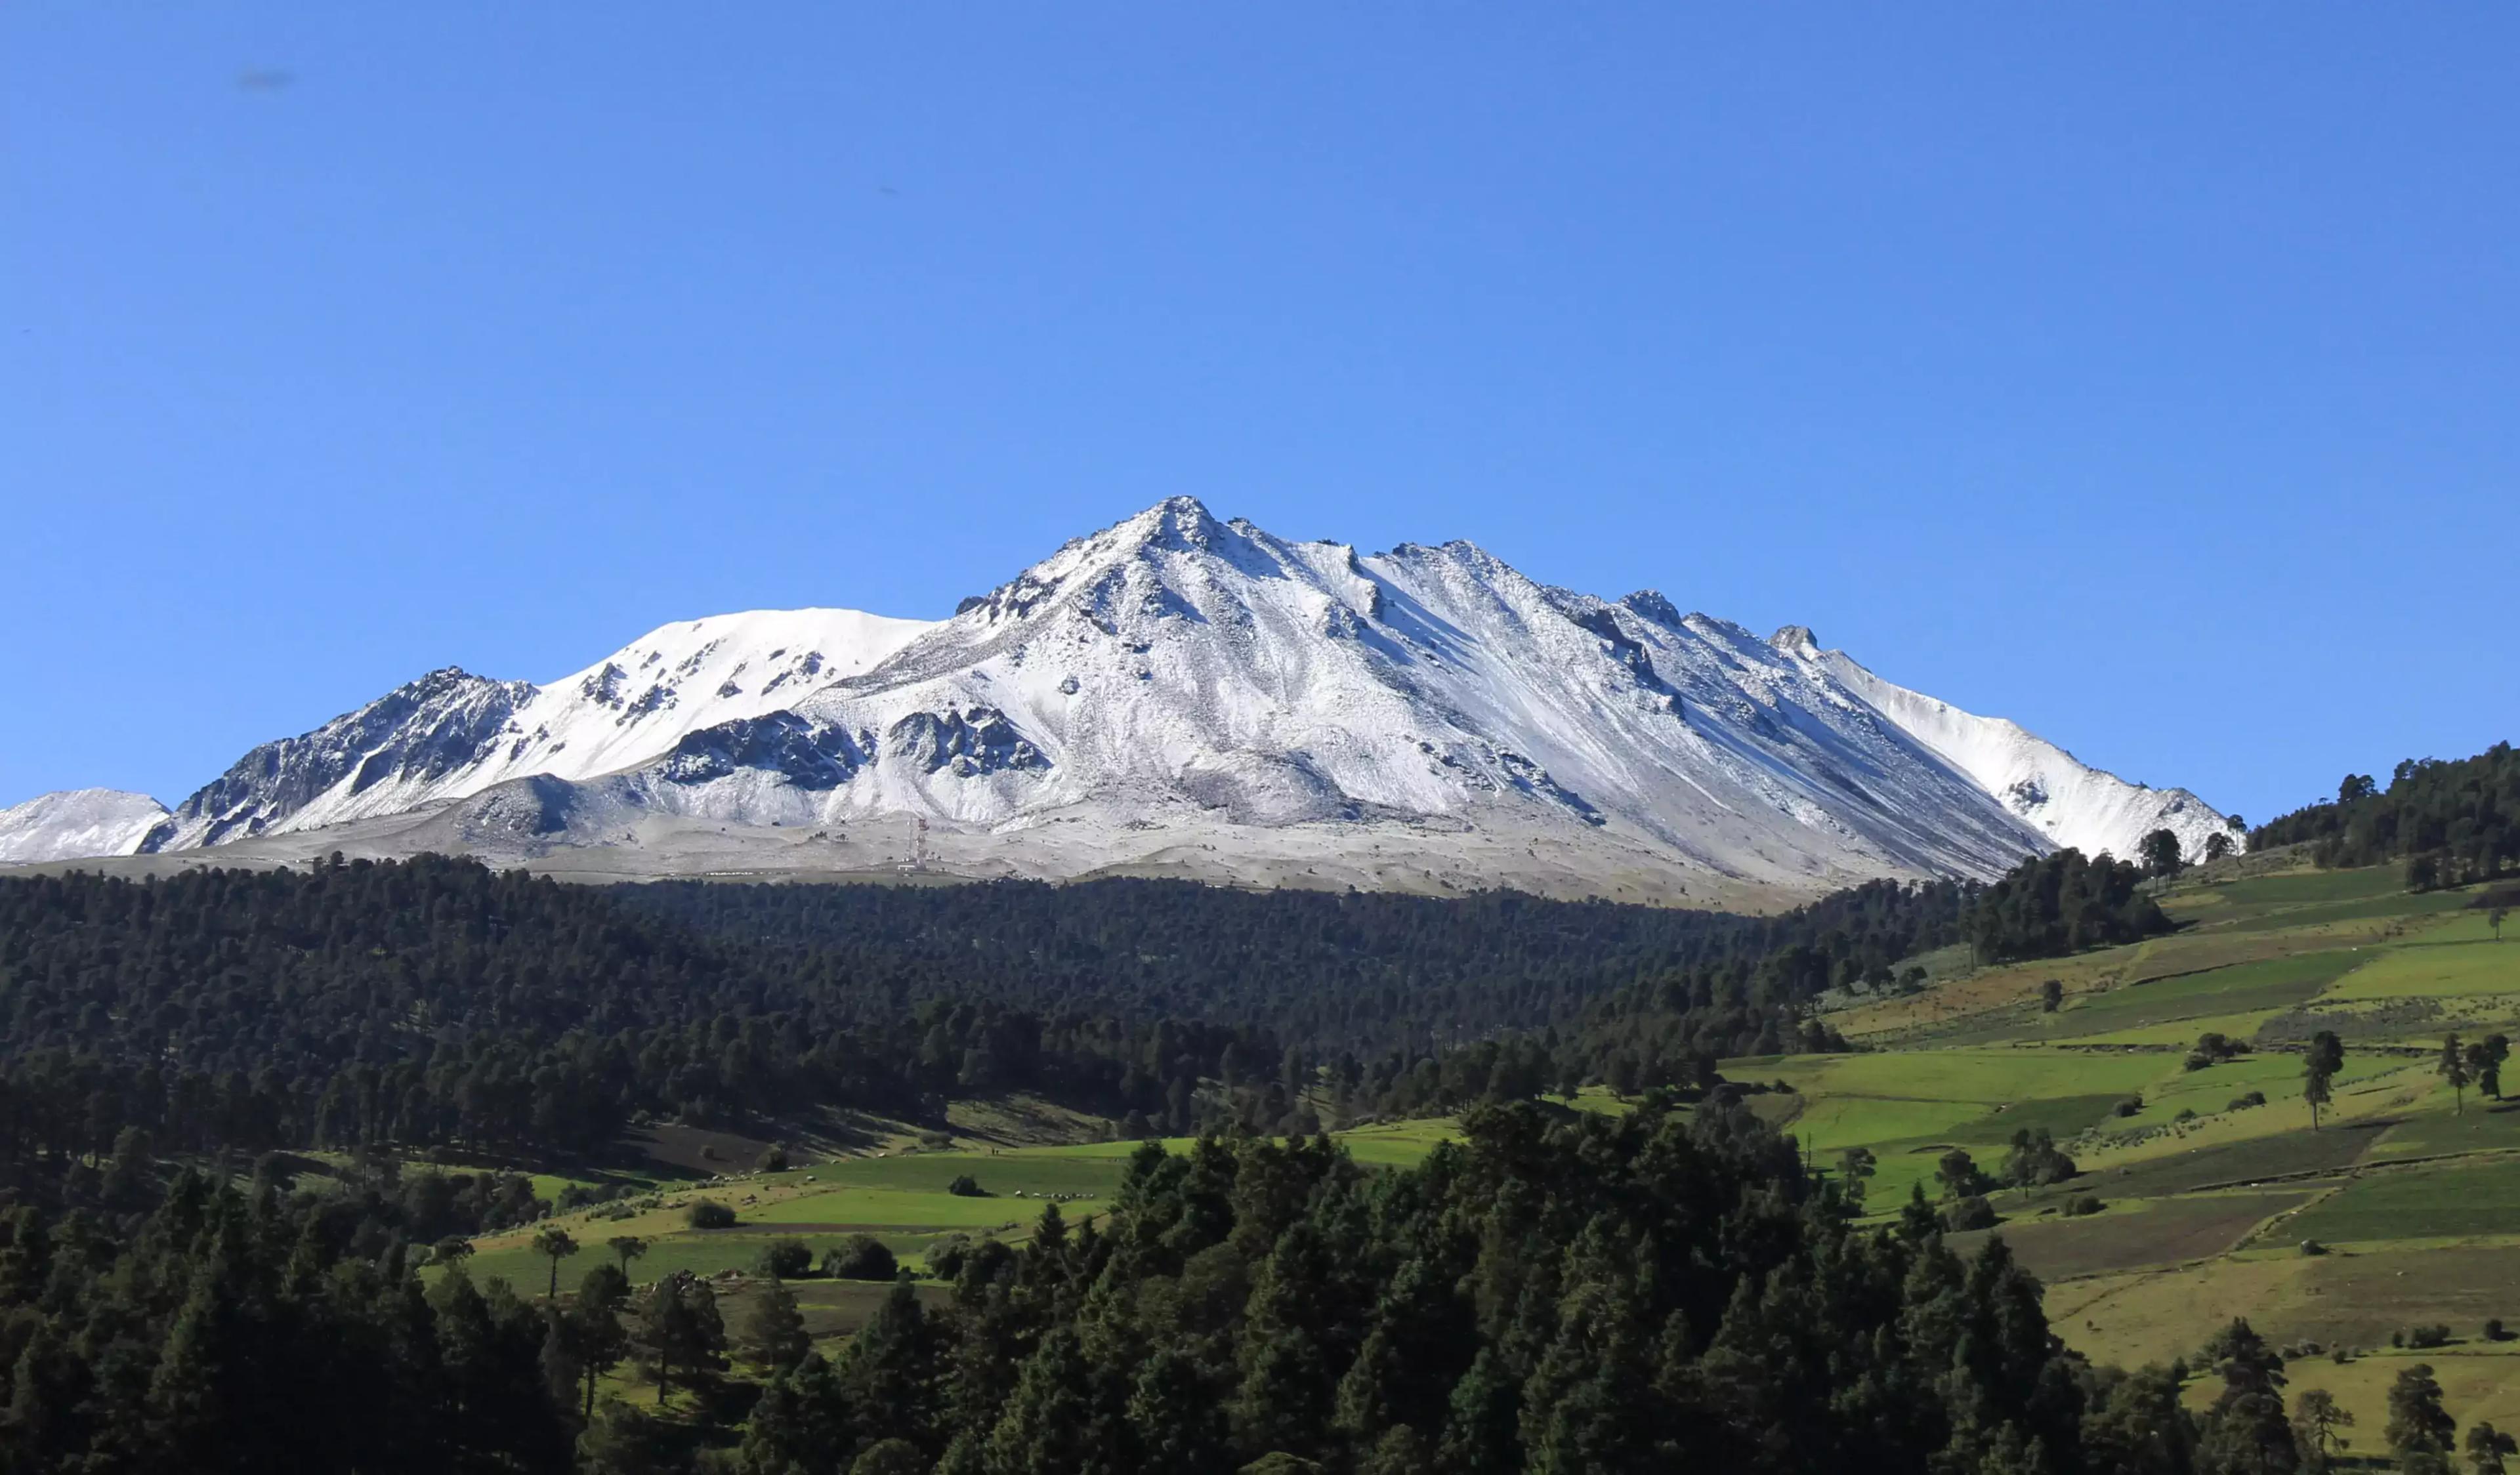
[0,499,2231,905]
[148,608,933,850]
[0,789,171,864]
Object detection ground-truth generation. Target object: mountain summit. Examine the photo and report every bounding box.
[0,500,2231,905]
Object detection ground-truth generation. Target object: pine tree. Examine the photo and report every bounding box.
[838,1278,942,1452]
[2385,1363,2456,1473]
[2290,1388,2352,1471]
[737,1352,853,1475]
[1127,1348,1228,1473]
[2303,1031,2344,1131]
[743,1276,812,1373]
[534,1225,581,1300]
[541,1310,584,1417]
[982,1327,1097,1475]
[1433,1350,1521,1475]
[2468,1421,2518,1475]
[2441,1035,2472,1115]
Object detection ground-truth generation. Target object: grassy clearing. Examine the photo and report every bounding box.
[2286,1157,2520,1243]
[747,1187,1082,1231]
[2050,1014,2286,1048]
[2052,950,2364,1035]
[2164,865,2411,923]
[2374,1100,2520,1157]
[2066,1119,2387,1199]
[1755,1047,2167,1106]
[783,1152,1125,1197]
[2318,934,2520,1000]
[1950,1191,2309,1281]
[2274,1350,2520,1459]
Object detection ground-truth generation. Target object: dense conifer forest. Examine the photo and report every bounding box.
[0,844,2259,1472]
[0,846,2181,1178]
[0,1093,2330,1475]
[2252,742,2520,887]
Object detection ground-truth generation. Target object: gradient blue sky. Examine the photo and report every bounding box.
[6,6,2513,824]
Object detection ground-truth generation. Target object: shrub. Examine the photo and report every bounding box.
[755,1239,814,1279]
[2404,1323,2453,1349]
[2226,1091,2267,1111]
[824,1235,899,1281]
[2489,1318,2509,1342]
[2065,1195,2105,1217]
[2114,1096,2143,1118]
[946,1174,989,1198]
[852,1441,929,1475]
[686,1199,738,1230]
[917,1130,954,1150]
[2174,1108,2198,1123]
[757,1146,791,1173]
[2300,1239,2328,1257]
[2183,1033,2252,1071]
[926,1235,973,1281]
[1940,1195,1999,1232]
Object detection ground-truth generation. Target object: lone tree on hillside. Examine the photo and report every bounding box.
[608,1235,648,1283]
[1836,1146,1877,1209]
[740,1275,811,1373]
[2040,979,2065,1014]
[2205,831,2236,863]
[2468,1035,2512,1102]
[532,1226,580,1300]
[2292,1388,2354,1467]
[2139,828,2186,879]
[2471,1423,2520,1475]
[2492,905,2510,944]
[2441,1034,2473,1115]
[2386,1362,2457,1472]
[2304,1030,2345,1131]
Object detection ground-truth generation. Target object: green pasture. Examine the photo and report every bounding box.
[459,1229,962,1293]
[1750,1046,2166,1108]
[747,1186,1080,1232]
[2051,949,2364,1035]
[2317,934,2520,1001]
[1952,1190,2308,1281]
[2106,1050,2398,1134]
[782,1152,1125,1196]
[2163,865,2411,924]
[2375,1099,2520,1157]
[1775,1095,1990,1154]
[2050,1014,2282,1048]
[2284,1157,2520,1243]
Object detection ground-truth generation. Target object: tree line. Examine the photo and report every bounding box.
[2252,741,2519,888]
[9,1096,2508,1472]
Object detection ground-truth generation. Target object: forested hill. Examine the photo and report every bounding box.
[0,847,2175,1176]
[2252,740,2519,886]
[614,873,1973,1050]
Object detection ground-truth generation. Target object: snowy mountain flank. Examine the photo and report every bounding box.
[0,789,171,865]
[0,499,2231,907]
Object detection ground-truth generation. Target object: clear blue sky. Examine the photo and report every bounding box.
[6,6,2513,825]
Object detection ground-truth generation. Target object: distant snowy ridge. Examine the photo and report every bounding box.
[0,789,170,864]
[0,499,2232,903]
[147,607,933,850]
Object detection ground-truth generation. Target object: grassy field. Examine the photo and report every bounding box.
[1748,862,2520,1442]
[431,860,2520,1439]
[1946,1190,2309,1280]
[2283,1157,2520,1243]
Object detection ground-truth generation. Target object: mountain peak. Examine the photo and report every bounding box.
[0,788,171,864]
[9,502,2232,900]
